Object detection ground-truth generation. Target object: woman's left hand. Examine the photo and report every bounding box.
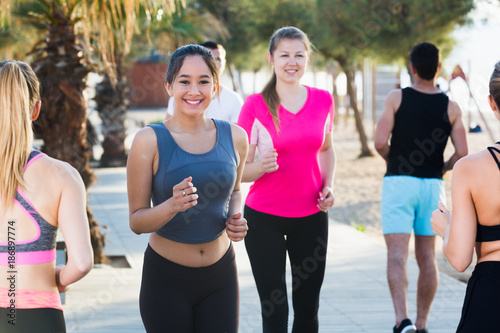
[318,186,335,212]
[226,212,248,242]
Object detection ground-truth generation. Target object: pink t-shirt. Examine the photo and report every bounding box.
[238,86,334,217]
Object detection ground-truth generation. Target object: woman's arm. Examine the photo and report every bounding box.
[55,162,93,293]
[237,97,278,183]
[431,158,477,272]
[318,132,336,211]
[225,124,249,242]
[127,127,198,235]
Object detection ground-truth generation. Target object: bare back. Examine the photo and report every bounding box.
[0,154,92,296]
[0,155,61,293]
[468,145,500,262]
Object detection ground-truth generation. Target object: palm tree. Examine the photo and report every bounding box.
[93,0,228,168]
[2,0,227,262]
[0,3,38,59]
[17,0,107,263]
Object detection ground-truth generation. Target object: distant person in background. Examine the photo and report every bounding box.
[0,60,93,333]
[165,41,243,123]
[374,42,468,333]
[431,61,500,333]
[238,26,335,333]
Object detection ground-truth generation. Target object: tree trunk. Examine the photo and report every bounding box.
[337,57,373,157]
[95,57,129,168]
[226,62,241,94]
[328,64,340,126]
[30,2,107,264]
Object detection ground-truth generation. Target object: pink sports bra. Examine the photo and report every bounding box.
[0,150,58,266]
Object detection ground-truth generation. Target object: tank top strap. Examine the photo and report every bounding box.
[212,119,237,165]
[148,122,177,161]
[24,150,46,170]
[148,123,177,193]
[487,145,500,171]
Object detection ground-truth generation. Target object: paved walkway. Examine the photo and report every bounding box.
[63,167,467,333]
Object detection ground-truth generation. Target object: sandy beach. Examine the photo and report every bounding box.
[332,116,495,283]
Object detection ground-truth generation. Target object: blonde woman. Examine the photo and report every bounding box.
[0,60,93,332]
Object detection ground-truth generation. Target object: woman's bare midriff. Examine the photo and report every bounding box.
[0,262,58,293]
[477,241,500,264]
[149,231,231,268]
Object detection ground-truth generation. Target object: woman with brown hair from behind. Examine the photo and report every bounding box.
[431,61,500,332]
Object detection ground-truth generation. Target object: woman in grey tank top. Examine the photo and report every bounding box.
[127,44,249,332]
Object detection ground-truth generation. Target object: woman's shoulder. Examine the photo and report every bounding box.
[243,93,265,105]
[240,93,268,120]
[454,148,496,173]
[41,155,82,182]
[130,125,160,148]
[307,86,333,100]
[27,154,85,192]
[229,123,249,143]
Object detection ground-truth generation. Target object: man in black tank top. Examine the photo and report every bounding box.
[374,43,468,333]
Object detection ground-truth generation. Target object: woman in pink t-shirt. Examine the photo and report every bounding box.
[237,26,336,332]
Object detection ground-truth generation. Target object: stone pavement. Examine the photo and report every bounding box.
[63,167,467,333]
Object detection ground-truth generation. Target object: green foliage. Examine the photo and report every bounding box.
[197,0,316,72]
[144,0,228,55]
[0,2,40,58]
[314,0,474,66]
[368,0,474,64]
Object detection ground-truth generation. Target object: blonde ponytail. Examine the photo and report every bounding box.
[0,61,39,207]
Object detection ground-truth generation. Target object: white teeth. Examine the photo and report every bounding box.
[186,100,201,105]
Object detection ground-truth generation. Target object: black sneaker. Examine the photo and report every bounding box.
[416,330,428,333]
[393,318,417,333]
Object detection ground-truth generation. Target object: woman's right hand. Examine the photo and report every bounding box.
[55,265,69,294]
[260,149,279,174]
[172,176,198,212]
[431,201,451,238]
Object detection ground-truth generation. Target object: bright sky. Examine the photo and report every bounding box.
[443,0,500,114]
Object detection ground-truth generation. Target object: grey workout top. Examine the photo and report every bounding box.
[149,119,237,244]
[0,150,58,266]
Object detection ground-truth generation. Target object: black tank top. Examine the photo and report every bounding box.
[386,87,451,179]
[476,143,500,242]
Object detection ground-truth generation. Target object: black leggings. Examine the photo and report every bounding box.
[244,206,329,333]
[456,261,500,332]
[0,307,65,332]
[139,243,239,333]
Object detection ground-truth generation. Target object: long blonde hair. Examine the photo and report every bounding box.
[0,60,40,207]
[262,26,311,129]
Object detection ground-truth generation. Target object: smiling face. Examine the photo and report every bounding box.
[165,55,216,117]
[268,38,309,85]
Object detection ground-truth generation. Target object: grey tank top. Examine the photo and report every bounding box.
[149,119,237,244]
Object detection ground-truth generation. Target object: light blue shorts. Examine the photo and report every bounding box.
[381,176,445,236]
